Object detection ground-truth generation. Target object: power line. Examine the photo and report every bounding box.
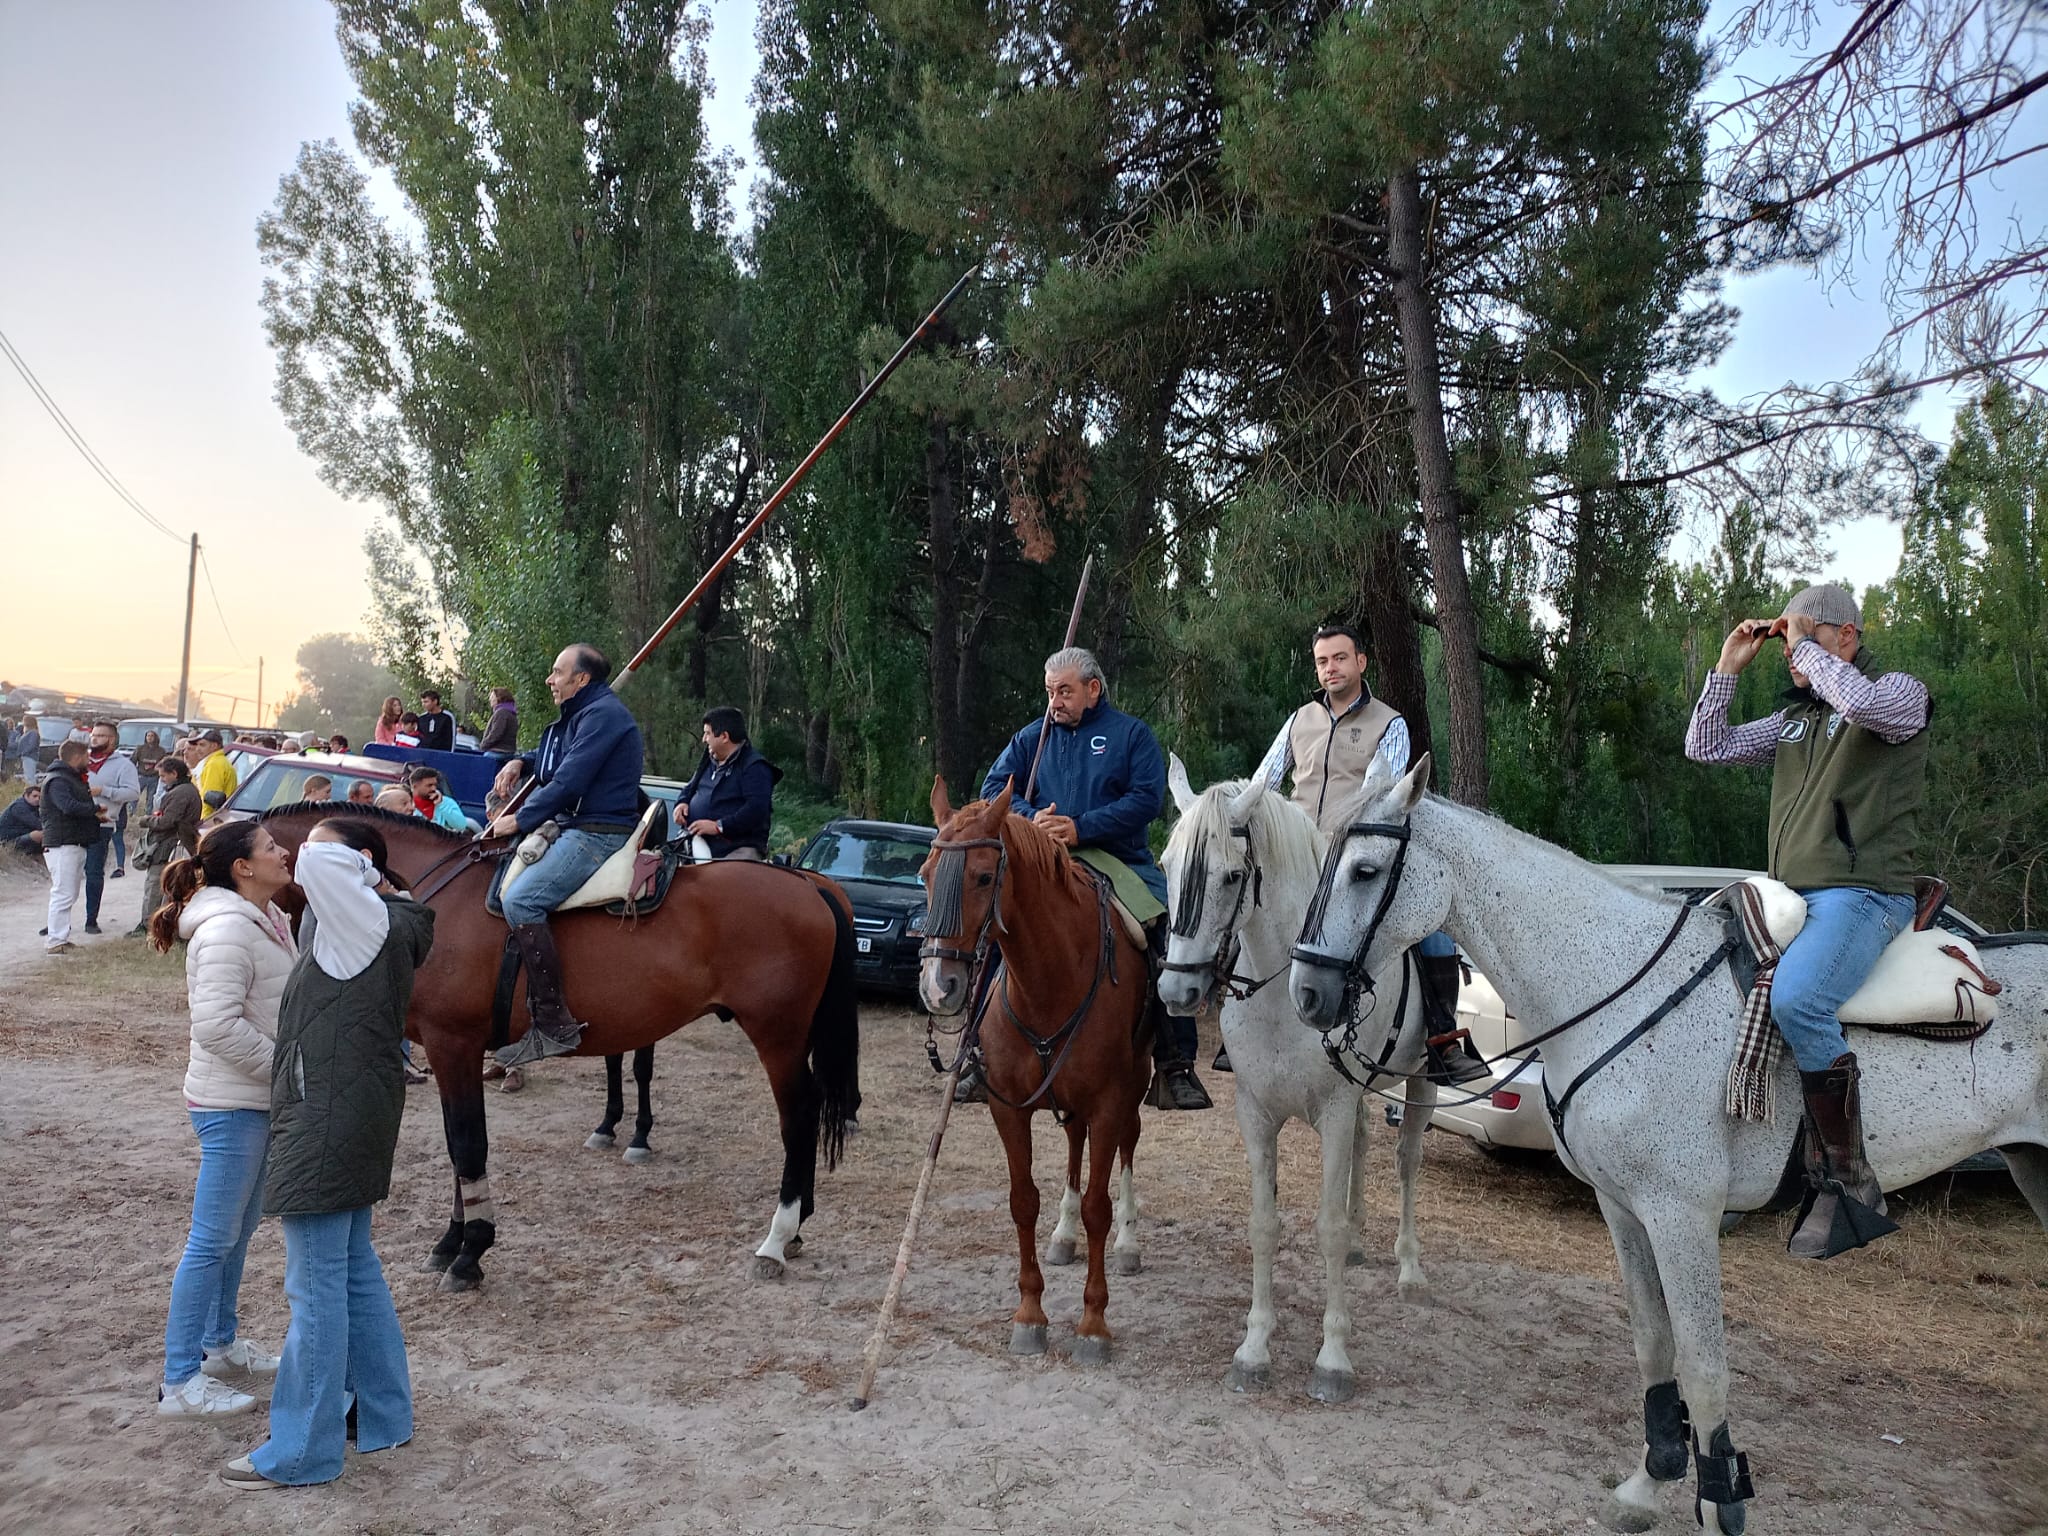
[0,323,188,545]
[197,547,245,662]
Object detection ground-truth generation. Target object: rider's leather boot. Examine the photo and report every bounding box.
[1142,919,1211,1110]
[1420,952,1490,1086]
[1788,1052,1898,1259]
[495,923,587,1067]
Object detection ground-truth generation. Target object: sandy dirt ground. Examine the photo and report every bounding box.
[1,856,2043,1536]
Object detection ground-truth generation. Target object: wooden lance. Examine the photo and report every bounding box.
[849,553,1096,1411]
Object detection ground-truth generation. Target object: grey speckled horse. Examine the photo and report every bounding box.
[1159,758,1435,1404]
[1289,755,2048,1535]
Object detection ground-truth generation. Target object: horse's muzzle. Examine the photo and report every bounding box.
[1289,956,1344,1030]
[919,958,968,1017]
[1156,969,1209,1018]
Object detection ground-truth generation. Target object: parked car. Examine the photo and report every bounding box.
[794,819,937,996]
[217,753,420,821]
[1425,864,1992,1159]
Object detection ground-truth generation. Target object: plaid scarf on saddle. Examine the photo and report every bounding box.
[1724,882,1783,1125]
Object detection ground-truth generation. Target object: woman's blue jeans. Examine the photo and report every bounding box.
[1771,886,1915,1071]
[163,1109,269,1384]
[250,1207,412,1486]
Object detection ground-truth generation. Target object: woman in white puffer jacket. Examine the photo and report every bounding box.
[147,819,299,1418]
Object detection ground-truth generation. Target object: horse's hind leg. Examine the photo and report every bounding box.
[1393,1074,1435,1300]
[587,1053,625,1150]
[1045,1121,1085,1266]
[1110,1110,1141,1275]
[1307,1090,1362,1403]
[991,1103,1049,1356]
[433,1054,496,1292]
[2001,1143,2048,1228]
[753,1055,820,1279]
[1229,1091,1283,1393]
[1071,1110,1118,1365]
[623,1045,655,1164]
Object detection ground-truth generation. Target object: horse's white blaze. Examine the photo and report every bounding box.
[1049,1183,1083,1247]
[1292,772,2048,1515]
[755,1199,802,1265]
[1112,1163,1139,1262]
[1161,762,1435,1393]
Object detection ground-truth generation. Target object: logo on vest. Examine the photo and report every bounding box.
[1826,711,1845,740]
[1089,734,1108,756]
[1778,719,1809,743]
[1349,728,1362,742]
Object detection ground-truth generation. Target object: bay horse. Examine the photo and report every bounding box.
[588,1046,657,1163]
[1159,757,1436,1402]
[918,778,1153,1363]
[1289,755,2048,1534]
[260,802,861,1290]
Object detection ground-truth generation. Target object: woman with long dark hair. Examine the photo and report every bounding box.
[148,819,299,1417]
[372,697,403,747]
[221,817,434,1491]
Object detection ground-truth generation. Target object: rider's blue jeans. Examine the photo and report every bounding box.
[1418,930,1456,959]
[501,828,631,927]
[1771,886,1915,1071]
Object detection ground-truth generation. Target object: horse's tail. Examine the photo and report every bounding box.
[808,885,862,1172]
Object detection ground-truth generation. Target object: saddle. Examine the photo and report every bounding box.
[1720,876,2001,1036]
[495,802,678,919]
[1070,846,1158,951]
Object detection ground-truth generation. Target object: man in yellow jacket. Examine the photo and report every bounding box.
[190,731,239,819]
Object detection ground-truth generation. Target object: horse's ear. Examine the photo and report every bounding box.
[991,776,1015,818]
[1397,752,1432,813]
[1224,775,1263,825]
[1167,752,1195,814]
[930,775,953,826]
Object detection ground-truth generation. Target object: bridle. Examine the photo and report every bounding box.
[1290,817,1414,1027]
[916,834,1008,968]
[1159,823,1283,1002]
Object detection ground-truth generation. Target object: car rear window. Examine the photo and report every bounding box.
[801,831,931,886]
[229,760,391,812]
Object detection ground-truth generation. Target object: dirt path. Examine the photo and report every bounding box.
[0,860,2042,1535]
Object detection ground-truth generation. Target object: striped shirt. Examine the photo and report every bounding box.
[1258,703,1412,789]
[1684,642,1931,766]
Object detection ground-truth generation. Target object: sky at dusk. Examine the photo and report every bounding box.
[0,1,2034,717]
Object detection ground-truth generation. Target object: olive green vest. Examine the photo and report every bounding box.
[1766,650,1930,896]
[1288,692,1400,842]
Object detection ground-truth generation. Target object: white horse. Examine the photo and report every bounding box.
[1288,755,2048,1535]
[1159,756,1437,1403]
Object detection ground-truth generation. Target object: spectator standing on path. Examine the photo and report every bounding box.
[192,731,239,821]
[219,820,432,1492]
[84,723,140,930]
[477,688,518,754]
[148,820,298,1419]
[415,692,455,754]
[372,697,403,747]
[7,717,39,781]
[3,784,43,856]
[39,740,101,951]
[136,730,168,815]
[67,714,92,745]
[132,756,204,936]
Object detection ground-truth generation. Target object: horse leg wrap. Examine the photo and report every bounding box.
[1644,1380,1691,1482]
[459,1176,497,1227]
[1693,1422,1755,1520]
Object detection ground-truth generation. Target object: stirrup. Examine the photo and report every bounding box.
[494,1023,583,1069]
[1148,1063,1212,1111]
[1425,1037,1489,1087]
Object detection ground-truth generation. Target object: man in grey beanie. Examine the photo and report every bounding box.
[1685,581,1933,1260]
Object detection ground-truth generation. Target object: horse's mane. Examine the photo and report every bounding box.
[258,800,474,844]
[994,810,1100,905]
[1164,777,1326,890]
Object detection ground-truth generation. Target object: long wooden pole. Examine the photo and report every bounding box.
[616,262,981,690]
[849,555,1096,1411]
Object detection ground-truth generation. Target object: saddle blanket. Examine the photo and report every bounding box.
[1073,846,1161,947]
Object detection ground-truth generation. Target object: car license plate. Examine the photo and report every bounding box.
[856,937,872,953]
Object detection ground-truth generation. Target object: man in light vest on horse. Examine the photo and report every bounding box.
[976,646,1211,1112]
[1686,582,1932,1257]
[487,643,646,1068]
[1257,623,1488,1086]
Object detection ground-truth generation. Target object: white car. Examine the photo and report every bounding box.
[1421,865,1990,1159]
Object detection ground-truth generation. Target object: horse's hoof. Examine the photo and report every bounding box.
[1397,1277,1431,1304]
[1110,1251,1141,1275]
[1226,1362,1271,1394]
[1070,1335,1111,1367]
[422,1250,456,1274]
[752,1254,786,1281]
[622,1145,653,1165]
[1008,1323,1048,1356]
[1600,1497,1660,1535]
[1307,1366,1356,1404]
[438,1266,481,1294]
[1345,1247,1368,1268]
[584,1132,616,1150]
[1044,1238,1077,1266]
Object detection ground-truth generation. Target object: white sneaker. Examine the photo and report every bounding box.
[158,1374,257,1417]
[203,1338,281,1378]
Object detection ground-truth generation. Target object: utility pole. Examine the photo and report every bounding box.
[175,534,198,725]
[256,656,264,727]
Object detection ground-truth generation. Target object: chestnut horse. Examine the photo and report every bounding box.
[917,779,1154,1363]
[259,802,860,1290]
